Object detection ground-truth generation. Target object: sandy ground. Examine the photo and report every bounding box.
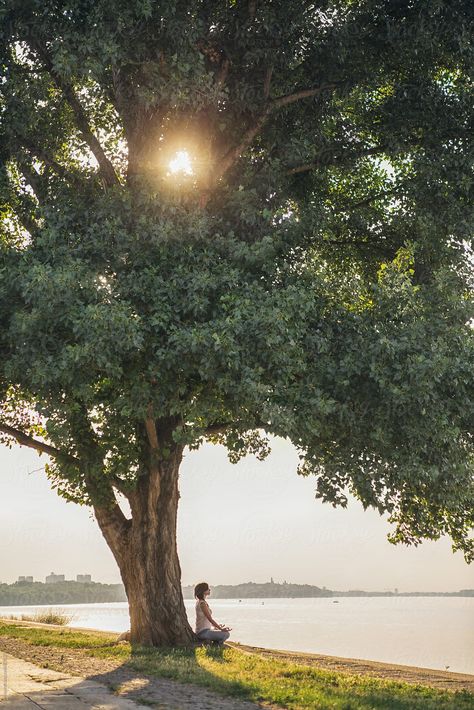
[0,618,473,696]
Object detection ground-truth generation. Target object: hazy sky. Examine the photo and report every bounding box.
[0,438,472,592]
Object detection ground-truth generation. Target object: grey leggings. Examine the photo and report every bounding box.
[196,628,230,644]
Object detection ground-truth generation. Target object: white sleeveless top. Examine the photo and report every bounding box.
[195,599,212,634]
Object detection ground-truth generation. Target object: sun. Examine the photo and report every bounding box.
[168,150,193,176]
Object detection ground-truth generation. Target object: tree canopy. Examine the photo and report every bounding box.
[1,1,473,562]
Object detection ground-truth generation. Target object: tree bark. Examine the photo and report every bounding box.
[97,442,196,647]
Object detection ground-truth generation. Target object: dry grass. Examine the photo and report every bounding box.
[2,609,74,625]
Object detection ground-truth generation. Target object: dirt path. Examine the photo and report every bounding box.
[0,651,151,710]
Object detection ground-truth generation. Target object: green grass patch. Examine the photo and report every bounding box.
[0,623,472,710]
[0,623,115,649]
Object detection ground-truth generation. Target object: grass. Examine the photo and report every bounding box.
[0,623,472,710]
[1,609,74,625]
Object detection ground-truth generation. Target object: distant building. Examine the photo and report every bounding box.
[45,572,65,584]
[18,576,34,583]
[76,574,92,583]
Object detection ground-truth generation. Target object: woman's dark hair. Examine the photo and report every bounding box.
[194,582,209,600]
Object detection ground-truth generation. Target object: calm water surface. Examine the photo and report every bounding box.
[1,597,473,675]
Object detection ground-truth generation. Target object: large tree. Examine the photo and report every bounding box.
[0,0,473,646]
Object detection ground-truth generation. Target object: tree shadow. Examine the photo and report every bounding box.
[1,637,471,710]
[74,643,260,708]
[75,642,471,710]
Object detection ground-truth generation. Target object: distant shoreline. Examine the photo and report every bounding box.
[0,580,472,606]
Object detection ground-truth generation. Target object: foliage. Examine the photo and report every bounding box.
[0,1,473,559]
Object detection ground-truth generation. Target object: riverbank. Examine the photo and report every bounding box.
[0,619,472,709]
[2,596,471,674]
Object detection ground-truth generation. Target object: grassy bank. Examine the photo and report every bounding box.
[0,622,472,710]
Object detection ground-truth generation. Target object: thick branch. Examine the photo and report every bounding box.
[263,67,273,99]
[18,159,47,203]
[248,0,257,21]
[65,402,129,513]
[0,422,79,464]
[93,502,131,566]
[85,482,131,544]
[18,160,40,195]
[272,84,337,109]
[110,474,135,499]
[145,404,160,451]
[216,57,230,88]
[14,205,40,239]
[17,135,77,184]
[287,161,321,175]
[213,109,271,182]
[27,37,120,188]
[213,83,338,185]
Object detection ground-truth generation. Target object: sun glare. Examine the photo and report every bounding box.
[168,150,193,176]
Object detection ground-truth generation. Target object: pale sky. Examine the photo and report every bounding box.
[0,438,472,592]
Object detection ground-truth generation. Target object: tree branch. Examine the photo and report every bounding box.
[248,0,257,21]
[64,404,132,542]
[145,404,159,451]
[287,161,321,175]
[27,37,120,188]
[212,83,338,186]
[93,502,131,566]
[17,135,78,184]
[18,158,46,202]
[215,57,230,88]
[14,205,40,239]
[205,420,267,436]
[0,422,79,464]
[213,108,271,182]
[345,183,408,211]
[272,84,337,109]
[263,67,273,99]
[110,474,133,498]
[286,145,386,175]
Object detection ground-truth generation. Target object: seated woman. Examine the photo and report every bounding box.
[194,582,231,645]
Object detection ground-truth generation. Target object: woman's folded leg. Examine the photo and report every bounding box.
[197,628,230,644]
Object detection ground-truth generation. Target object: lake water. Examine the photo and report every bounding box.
[1,597,473,675]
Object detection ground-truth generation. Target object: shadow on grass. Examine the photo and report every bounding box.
[0,625,472,710]
[73,643,259,709]
[80,642,474,710]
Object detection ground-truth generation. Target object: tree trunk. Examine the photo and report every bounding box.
[95,441,196,647]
